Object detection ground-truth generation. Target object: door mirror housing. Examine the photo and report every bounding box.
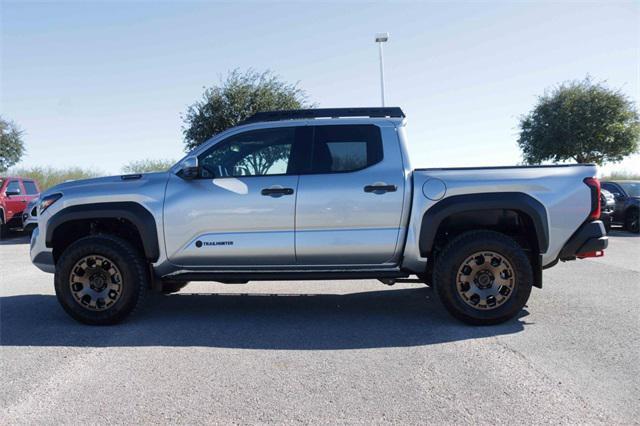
[178,156,199,180]
[5,190,20,197]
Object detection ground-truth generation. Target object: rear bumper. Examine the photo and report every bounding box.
[558,220,608,261]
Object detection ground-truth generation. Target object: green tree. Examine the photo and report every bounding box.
[518,78,640,165]
[181,69,311,151]
[122,159,176,174]
[9,166,102,190]
[0,117,25,172]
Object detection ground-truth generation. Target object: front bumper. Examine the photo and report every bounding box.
[30,227,55,273]
[558,220,608,261]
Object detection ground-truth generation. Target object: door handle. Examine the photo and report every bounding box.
[261,187,294,196]
[364,184,397,194]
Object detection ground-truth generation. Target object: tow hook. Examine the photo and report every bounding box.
[378,278,396,286]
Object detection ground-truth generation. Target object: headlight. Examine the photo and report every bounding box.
[39,193,62,214]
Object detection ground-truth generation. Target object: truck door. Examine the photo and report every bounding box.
[295,123,406,265]
[2,180,27,224]
[164,126,307,267]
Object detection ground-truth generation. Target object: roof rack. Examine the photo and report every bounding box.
[241,107,405,124]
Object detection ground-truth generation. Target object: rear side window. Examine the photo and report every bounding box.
[602,183,621,195]
[6,180,21,195]
[311,125,383,173]
[23,180,38,195]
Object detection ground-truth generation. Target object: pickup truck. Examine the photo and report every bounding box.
[30,107,608,325]
[1,176,40,239]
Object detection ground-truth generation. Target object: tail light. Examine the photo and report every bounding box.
[583,177,601,221]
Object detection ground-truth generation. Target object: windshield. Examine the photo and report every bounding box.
[619,181,640,197]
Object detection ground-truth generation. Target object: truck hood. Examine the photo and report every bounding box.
[43,172,170,197]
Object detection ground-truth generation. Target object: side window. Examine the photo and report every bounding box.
[199,127,296,178]
[5,180,21,195]
[602,183,619,195]
[311,125,383,173]
[23,181,39,195]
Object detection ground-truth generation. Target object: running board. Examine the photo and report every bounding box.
[163,269,409,282]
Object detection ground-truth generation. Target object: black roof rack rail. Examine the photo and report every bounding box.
[241,107,405,124]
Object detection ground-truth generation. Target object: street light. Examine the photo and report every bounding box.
[375,32,389,107]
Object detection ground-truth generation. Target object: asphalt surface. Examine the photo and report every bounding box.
[1,230,639,425]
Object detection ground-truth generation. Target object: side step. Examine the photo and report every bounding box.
[163,269,409,283]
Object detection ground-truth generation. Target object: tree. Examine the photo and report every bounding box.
[9,166,102,190]
[0,117,25,172]
[122,159,176,174]
[518,78,640,165]
[181,69,311,151]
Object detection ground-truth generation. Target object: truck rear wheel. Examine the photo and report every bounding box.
[433,230,533,325]
[54,235,148,325]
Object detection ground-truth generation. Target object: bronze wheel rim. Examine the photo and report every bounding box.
[68,255,123,311]
[456,251,516,310]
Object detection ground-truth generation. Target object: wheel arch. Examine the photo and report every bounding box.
[419,192,549,256]
[625,204,639,216]
[419,193,548,288]
[45,202,159,262]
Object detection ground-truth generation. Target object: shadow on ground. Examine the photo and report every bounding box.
[0,234,30,245]
[0,287,529,349]
[607,229,639,238]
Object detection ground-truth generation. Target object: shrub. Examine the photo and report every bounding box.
[8,166,102,191]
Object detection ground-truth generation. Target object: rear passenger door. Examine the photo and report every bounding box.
[295,123,406,265]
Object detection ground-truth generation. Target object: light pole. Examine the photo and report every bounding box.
[375,32,389,107]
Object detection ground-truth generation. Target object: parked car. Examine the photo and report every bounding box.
[599,189,615,232]
[22,196,39,234]
[601,180,640,233]
[0,176,40,239]
[30,107,607,325]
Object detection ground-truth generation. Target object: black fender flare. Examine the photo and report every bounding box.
[418,192,549,257]
[45,202,159,261]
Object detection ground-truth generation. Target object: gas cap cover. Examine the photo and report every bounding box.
[422,178,447,201]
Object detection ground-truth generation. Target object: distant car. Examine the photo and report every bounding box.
[599,189,615,232]
[22,196,39,234]
[601,181,640,233]
[0,176,41,239]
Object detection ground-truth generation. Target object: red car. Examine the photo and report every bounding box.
[0,176,40,239]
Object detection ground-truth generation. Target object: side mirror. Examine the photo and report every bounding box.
[5,190,20,197]
[178,156,199,180]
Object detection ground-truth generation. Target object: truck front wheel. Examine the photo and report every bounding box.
[54,235,148,325]
[433,230,533,325]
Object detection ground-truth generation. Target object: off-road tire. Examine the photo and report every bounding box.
[0,223,7,240]
[433,230,533,325]
[54,235,148,325]
[625,209,639,233]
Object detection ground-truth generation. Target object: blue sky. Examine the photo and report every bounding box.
[2,1,638,175]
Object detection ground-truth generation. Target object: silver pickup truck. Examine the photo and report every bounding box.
[30,107,608,325]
